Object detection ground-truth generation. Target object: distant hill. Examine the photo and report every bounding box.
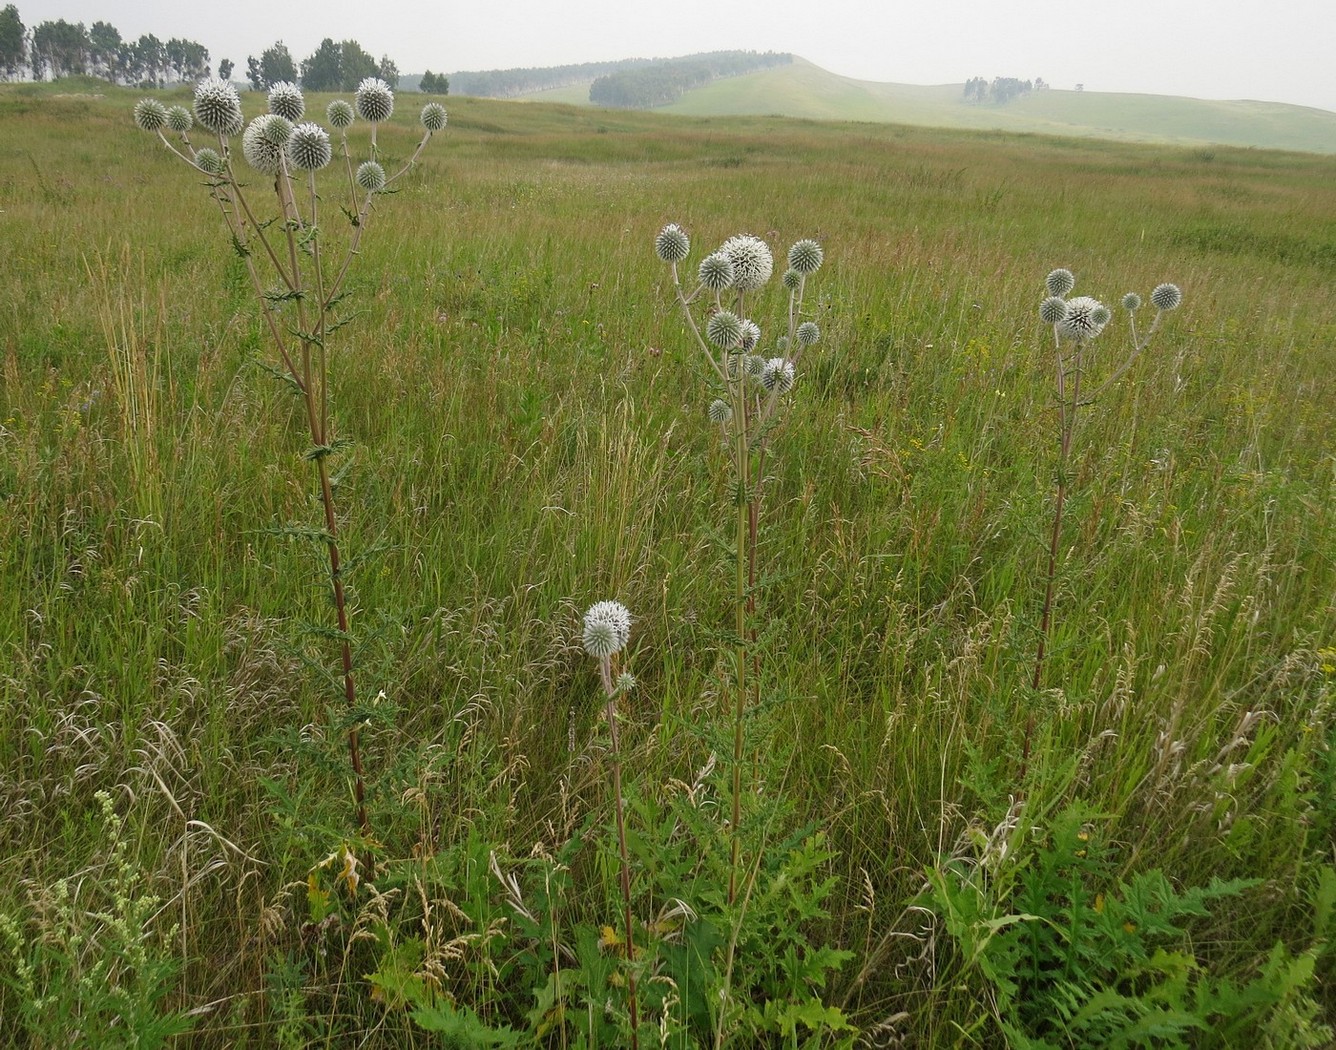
[499,56,1336,154]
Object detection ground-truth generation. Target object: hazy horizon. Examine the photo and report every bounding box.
[14,0,1336,115]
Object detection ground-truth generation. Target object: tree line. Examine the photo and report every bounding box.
[0,4,211,84]
[589,51,792,110]
[963,75,1049,105]
[448,59,655,99]
[0,5,422,93]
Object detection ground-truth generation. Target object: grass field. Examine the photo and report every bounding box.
[1,79,1335,1046]
[517,57,1336,155]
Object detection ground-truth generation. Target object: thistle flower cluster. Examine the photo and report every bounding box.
[583,600,632,659]
[1041,268,1183,345]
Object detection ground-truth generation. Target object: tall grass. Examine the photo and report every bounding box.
[0,82,1334,1044]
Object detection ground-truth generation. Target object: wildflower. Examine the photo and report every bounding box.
[1040,296,1069,324]
[760,357,795,393]
[327,99,355,130]
[616,671,637,693]
[194,147,223,175]
[242,114,292,175]
[583,600,632,658]
[699,253,735,292]
[193,77,244,136]
[287,122,332,172]
[655,223,690,263]
[739,319,761,351]
[796,321,820,347]
[133,98,168,132]
[1150,283,1182,311]
[268,81,305,121]
[1056,296,1108,342]
[719,234,774,291]
[1046,268,1076,297]
[355,77,394,123]
[787,239,823,275]
[165,105,193,133]
[706,310,744,349]
[1121,292,1142,311]
[355,160,386,192]
[420,102,447,132]
[781,268,802,291]
[708,398,733,424]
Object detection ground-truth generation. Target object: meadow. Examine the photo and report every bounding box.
[0,78,1334,1046]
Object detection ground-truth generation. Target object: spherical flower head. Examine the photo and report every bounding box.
[743,354,765,379]
[165,105,193,133]
[355,77,394,123]
[1046,268,1076,297]
[615,670,636,693]
[1121,292,1142,311]
[1056,295,1108,342]
[706,310,743,349]
[356,160,386,192]
[194,78,244,136]
[655,223,690,263]
[133,97,168,132]
[719,234,774,291]
[781,267,802,292]
[739,319,761,352]
[242,114,292,175]
[708,398,733,425]
[796,321,820,347]
[1039,296,1069,325]
[327,99,355,130]
[420,101,447,132]
[582,600,632,658]
[1150,283,1182,311]
[787,239,823,275]
[760,357,795,394]
[287,122,332,172]
[699,252,735,292]
[194,147,224,175]
[267,81,305,121]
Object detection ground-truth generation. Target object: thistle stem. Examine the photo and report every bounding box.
[601,657,639,1048]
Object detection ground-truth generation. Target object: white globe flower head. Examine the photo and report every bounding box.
[194,147,224,175]
[796,321,820,347]
[288,122,332,172]
[781,267,802,292]
[327,99,355,130]
[1056,296,1108,342]
[1046,268,1076,297]
[193,77,244,136]
[242,114,292,175]
[706,310,744,349]
[739,319,761,352]
[1150,283,1182,311]
[787,239,823,275]
[356,160,387,192]
[134,97,168,132]
[760,357,795,394]
[420,101,447,132]
[268,81,305,121]
[1040,296,1069,325]
[719,234,774,291]
[355,77,394,123]
[708,398,733,425]
[655,223,690,263]
[744,354,765,379]
[1121,292,1142,311]
[583,600,632,658]
[699,253,735,292]
[165,105,193,133]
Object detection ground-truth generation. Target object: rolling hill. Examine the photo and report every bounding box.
[512,56,1336,154]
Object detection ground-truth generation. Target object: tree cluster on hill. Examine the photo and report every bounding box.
[0,4,211,85]
[588,50,792,109]
[418,70,448,94]
[448,59,655,99]
[963,75,1045,106]
[281,38,397,91]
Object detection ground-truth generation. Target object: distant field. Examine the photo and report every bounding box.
[2,81,1334,1046]
[514,56,1336,154]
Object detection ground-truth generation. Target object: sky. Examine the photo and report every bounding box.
[16,0,1336,114]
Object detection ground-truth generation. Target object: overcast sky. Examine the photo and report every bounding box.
[17,0,1336,113]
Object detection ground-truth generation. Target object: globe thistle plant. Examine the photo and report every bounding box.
[1024,267,1184,780]
[654,221,828,905]
[131,74,449,848]
[581,599,640,1046]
